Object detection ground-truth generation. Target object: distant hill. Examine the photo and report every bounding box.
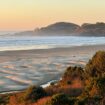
[77,22,105,36]
[13,31,34,36]
[34,22,80,36]
[13,22,105,36]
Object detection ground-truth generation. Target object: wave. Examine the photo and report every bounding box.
[0,36,105,51]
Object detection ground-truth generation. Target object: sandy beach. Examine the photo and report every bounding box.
[0,44,105,92]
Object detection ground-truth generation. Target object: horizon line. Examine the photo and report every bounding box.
[0,21,105,32]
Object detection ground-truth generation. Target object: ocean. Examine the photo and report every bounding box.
[0,34,105,92]
[0,35,105,51]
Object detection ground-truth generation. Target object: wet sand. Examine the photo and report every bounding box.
[0,44,105,92]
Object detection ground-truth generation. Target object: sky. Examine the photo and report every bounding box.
[0,0,105,31]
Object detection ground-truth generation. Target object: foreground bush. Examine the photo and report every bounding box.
[60,66,84,86]
[0,95,10,105]
[85,51,105,78]
[23,85,46,102]
[85,76,105,97]
[63,66,84,80]
[46,93,69,105]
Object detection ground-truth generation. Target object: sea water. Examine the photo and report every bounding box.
[0,34,105,92]
[0,35,105,51]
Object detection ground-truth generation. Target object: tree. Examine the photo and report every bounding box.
[23,85,46,102]
[85,51,105,78]
[63,66,84,81]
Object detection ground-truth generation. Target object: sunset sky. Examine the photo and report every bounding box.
[0,0,105,31]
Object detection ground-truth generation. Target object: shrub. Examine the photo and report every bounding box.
[46,93,69,105]
[61,66,84,85]
[96,76,105,95]
[68,97,76,105]
[63,66,84,79]
[0,95,10,105]
[0,96,5,104]
[85,51,105,78]
[23,85,46,102]
[83,76,105,98]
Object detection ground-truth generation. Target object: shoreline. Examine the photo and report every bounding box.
[0,78,60,94]
[0,44,105,52]
[0,44,105,56]
[0,44,105,93]
[0,44,105,64]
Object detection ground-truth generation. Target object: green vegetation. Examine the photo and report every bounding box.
[0,51,105,105]
[0,95,10,105]
[23,85,46,102]
[63,66,84,80]
[46,93,69,105]
[85,51,105,78]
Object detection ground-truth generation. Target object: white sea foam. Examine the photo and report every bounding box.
[0,36,104,51]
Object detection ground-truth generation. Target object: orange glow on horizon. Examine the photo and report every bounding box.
[0,0,105,31]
